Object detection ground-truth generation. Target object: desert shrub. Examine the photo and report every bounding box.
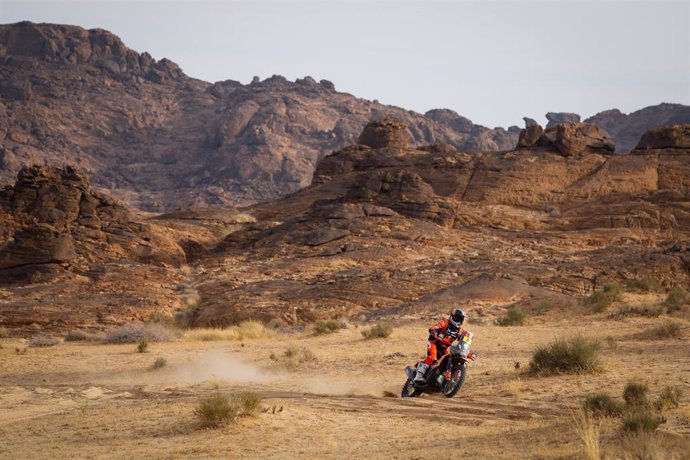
[361,323,393,339]
[583,393,623,417]
[65,329,104,342]
[104,323,175,344]
[585,283,621,313]
[0,326,7,338]
[28,336,60,347]
[496,307,527,326]
[608,305,663,319]
[181,293,201,308]
[184,328,237,341]
[174,308,196,329]
[533,300,553,315]
[151,357,167,370]
[137,338,149,353]
[282,346,316,365]
[230,213,257,224]
[623,383,650,410]
[235,320,272,340]
[233,391,262,416]
[195,391,262,428]
[662,287,689,312]
[655,385,682,411]
[624,277,662,293]
[529,335,601,375]
[648,321,682,339]
[196,392,237,427]
[622,411,662,433]
[313,319,342,335]
[617,433,662,460]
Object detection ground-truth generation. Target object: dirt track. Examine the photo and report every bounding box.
[1,316,689,458]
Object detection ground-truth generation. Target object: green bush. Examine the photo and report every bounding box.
[623,383,650,410]
[585,283,621,313]
[655,385,682,411]
[529,335,601,375]
[313,320,342,335]
[496,307,527,326]
[624,277,662,293]
[662,287,689,312]
[648,321,682,339]
[583,393,623,417]
[361,323,393,339]
[622,411,661,433]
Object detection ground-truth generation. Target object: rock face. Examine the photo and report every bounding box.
[546,112,581,128]
[587,104,690,152]
[357,119,410,149]
[516,122,615,155]
[0,165,185,283]
[0,22,521,212]
[634,124,690,150]
[554,122,616,156]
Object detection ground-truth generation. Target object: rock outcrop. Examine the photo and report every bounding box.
[634,124,690,150]
[545,112,581,128]
[0,165,185,283]
[516,122,615,155]
[357,119,411,149]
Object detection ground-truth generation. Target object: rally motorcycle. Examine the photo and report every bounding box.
[401,330,477,398]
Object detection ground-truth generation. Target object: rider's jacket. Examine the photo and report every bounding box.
[428,318,463,347]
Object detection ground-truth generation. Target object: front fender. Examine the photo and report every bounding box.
[405,366,415,380]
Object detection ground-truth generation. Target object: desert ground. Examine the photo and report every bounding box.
[2,293,689,459]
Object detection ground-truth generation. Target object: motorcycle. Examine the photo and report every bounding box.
[401,330,477,398]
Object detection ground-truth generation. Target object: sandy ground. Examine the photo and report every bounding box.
[1,312,689,459]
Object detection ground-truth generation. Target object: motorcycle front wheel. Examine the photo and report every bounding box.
[441,365,467,398]
[401,379,421,398]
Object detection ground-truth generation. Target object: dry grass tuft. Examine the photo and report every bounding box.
[195,390,262,428]
[621,411,662,433]
[28,336,60,347]
[136,338,149,353]
[361,323,393,339]
[313,319,343,335]
[623,383,650,410]
[529,335,601,375]
[151,357,167,370]
[662,286,689,312]
[647,321,682,339]
[183,321,274,342]
[64,329,105,342]
[496,307,527,326]
[585,283,621,313]
[572,408,601,460]
[230,213,257,224]
[0,326,7,338]
[624,277,662,293]
[104,323,176,344]
[655,385,682,411]
[608,305,663,319]
[583,393,623,417]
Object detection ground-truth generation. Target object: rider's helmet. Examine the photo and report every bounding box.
[449,308,465,328]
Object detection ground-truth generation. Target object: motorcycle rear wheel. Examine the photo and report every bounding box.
[441,365,467,398]
[401,379,421,398]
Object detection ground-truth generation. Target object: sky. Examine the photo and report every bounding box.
[1,0,688,128]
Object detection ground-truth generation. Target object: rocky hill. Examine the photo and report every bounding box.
[0,21,520,211]
[2,21,688,212]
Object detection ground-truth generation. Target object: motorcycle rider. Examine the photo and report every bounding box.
[413,308,466,383]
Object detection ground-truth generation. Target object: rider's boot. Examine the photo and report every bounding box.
[413,363,430,383]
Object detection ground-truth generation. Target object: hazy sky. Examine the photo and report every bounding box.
[1,0,688,127]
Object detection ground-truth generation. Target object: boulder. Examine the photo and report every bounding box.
[554,123,615,156]
[522,117,539,128]
[546,112,581,128]
[634,124,690,150]
[357,119,411,149]
[516,124,545,148]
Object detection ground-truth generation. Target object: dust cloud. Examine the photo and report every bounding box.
[170,350,267,384]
